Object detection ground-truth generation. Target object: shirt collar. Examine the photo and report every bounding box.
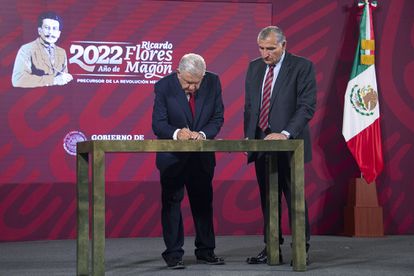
[38,37,55,50]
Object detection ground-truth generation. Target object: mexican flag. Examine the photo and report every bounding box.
[342,0,383,184]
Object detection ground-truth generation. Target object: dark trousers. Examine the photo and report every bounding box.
[160,154,216,261]
[253,129,311,249]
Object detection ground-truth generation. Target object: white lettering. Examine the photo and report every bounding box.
[134,135,145,140]
[90,134,135,141]
[125,61,172,78]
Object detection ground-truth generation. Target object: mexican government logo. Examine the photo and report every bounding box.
[349,84,378,116]
[63,131,87,156]
[63,131,145,156]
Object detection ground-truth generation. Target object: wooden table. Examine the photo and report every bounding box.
[76,139,306,275]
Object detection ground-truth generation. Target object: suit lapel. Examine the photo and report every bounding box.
[35,39,54,73]
[270,52,291,110]
[173,75,193,123]
[253,64,267,113]
[193,77,208,125]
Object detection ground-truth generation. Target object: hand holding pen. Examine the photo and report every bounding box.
[177,126,204,140]
[53,65,73,85]
[177,127,192,140]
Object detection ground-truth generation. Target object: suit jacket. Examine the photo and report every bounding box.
[152,71,224,175]
[12,38,69,88]
[244,52,316,163]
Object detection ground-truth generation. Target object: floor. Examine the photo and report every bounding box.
[0,235,413,275]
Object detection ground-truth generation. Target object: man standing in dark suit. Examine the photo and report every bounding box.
[244,26,316,265]
[152,53,225,269]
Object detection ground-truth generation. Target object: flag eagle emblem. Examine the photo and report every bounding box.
[350,84,378,116]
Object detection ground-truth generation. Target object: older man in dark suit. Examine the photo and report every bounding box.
[152,53,225,269]
[244,26,316,265]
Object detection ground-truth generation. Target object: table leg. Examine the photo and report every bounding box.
[291,143,306,271]
[92,150,105,276]
[77,152,89,276]
[266,154,280,265]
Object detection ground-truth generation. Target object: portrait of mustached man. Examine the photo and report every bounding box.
[12,11,73,88]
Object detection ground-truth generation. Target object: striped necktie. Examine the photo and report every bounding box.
[258,65,275,132]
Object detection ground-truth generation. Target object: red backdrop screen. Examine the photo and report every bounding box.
[1,0,413,241]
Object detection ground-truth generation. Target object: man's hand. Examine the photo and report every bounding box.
[189,131,205,140]
[177,128,205,140]
[53,73,73,85]
[264,132,288,140]
[177,128,192,140]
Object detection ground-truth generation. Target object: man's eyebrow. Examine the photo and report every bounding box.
[259,46,276,49]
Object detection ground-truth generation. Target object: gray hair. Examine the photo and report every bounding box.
[178,53,206,76]
[257,26,286,44]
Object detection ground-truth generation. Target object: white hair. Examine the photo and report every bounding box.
[258,26,286,44]
[178,53,206,76]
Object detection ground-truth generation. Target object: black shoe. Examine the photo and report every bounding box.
[246,248,283,264]
[166,259,185,269]
[196,252,225,265]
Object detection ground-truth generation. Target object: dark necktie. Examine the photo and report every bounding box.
[189,93,195,118]
[258,65,275,131]
[46,45,55,68]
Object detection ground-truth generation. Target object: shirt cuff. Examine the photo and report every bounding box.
[281,130,291,139]
[173,129,180,140]
[199,131,206,140]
